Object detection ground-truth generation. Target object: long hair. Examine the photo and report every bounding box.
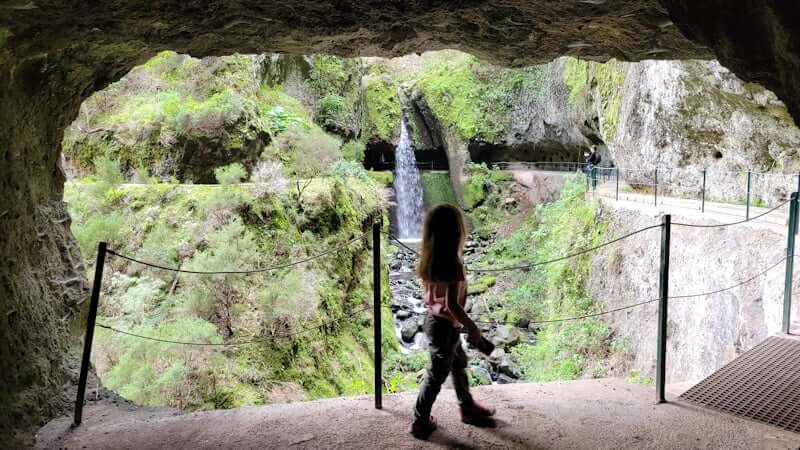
[417,204,467,282]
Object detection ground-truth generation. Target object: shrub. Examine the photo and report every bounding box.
[258,269,320,335]
[214,163,247,185]
[331,160,368,179]
[316,94,346,128]
[72,212,127,258]
[361,75,400,140]
[250,160,289,198]
[340,140,365,163]
[95,154,125,183]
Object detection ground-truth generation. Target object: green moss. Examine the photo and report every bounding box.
[66,173,389,410]
[591,61,625,142]
[366,171,393,186]
[412,53,546,143]
[362,74,400,140]
[464,172,488,210]
[477,176,611,382]
[467,276,496,295]
[563,58,589,104]
[421,172,457,208]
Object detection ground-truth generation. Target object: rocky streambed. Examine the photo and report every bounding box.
[389,235,531,385]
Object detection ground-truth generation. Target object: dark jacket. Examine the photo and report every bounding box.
[586,151,601,166]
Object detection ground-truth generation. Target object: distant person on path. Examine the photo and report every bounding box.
[584,145,601,188]
[409,204,495,439]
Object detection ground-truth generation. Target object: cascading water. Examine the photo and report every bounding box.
[393,115,424,238]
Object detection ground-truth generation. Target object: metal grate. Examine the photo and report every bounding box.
[680,336,800,433]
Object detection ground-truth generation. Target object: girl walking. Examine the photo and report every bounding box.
[410,204,495,439]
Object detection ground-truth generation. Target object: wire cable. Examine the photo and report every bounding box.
[96,305,373,346]
[672,199,789,228]
[387,225,661,273]
[475,254,788,326]
[107,230,371,274]
[668,256,787,299]
[468,224,661,273]
[474,298,659,326]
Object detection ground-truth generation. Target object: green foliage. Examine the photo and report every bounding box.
[362,74,400,140]
[464,172,488,210]
[591,61,625,142]
[72,212,127,258]
[307,55,362,134]
[100,318,225,409]
[331,160,369,179]
[214,163,247,184]
[317,94,347,128]
[479,176,611,381]
[67,176,386,411]
[420,172,457,208]
[63,51,269,175]
[461,164,517,238]
[95,154,126,185]
[413,52,546,143]
[340,140,365,162]
[563,58,589,104]
[366,171,393,186]
[264,105,304,135]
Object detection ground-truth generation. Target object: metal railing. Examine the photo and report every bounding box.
[72,177,799,426]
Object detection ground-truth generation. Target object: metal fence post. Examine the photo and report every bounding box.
[795,173,800,235]
[372,220,383,409]
[656,215,671,404]
[74,241,107,427]
[701,168,706,213]
[746,170,752,220]
[615,167,620,201]
[654,168,659,206]
[783,193,798,334]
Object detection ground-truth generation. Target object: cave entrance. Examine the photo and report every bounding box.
[363,139,449,171]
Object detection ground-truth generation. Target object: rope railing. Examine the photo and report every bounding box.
[387,224,662,273]
[106,229,371,274]
[473,254,789,327]
[96,305,373,346]
[72,162,800,427]
[671,199,790,228]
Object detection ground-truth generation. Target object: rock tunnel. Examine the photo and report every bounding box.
[1,0,800,443]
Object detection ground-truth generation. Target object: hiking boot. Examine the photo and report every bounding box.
[409,415,437,439]
[460,401,496,425]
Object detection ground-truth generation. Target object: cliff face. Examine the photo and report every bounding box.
[610,60,800,205]
[589,204,794,383]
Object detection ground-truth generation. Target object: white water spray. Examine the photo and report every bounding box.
[393,115,424,238]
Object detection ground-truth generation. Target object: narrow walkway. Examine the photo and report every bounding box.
[38,379,800,449]
[593,181,790,234]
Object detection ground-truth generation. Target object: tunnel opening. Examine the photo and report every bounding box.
[362,139,449,171]
[4,1,800,445]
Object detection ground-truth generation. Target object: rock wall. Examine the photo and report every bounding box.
[589,204,796,383]
[610,60,800,205]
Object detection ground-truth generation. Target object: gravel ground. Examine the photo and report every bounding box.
[37,379,800,449]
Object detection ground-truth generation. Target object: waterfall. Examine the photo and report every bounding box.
[393,115,424,238]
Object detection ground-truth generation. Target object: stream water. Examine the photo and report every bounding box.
[392,116,424,239]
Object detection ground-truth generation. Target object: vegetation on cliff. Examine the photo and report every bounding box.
[476,177,612,380]
[65,157,397,409]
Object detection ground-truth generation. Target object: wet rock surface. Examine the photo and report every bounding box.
[388,234,529,384]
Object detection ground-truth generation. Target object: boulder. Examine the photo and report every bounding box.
[400,319,419,343]
[499,355,522,379]
[497,374,516,384]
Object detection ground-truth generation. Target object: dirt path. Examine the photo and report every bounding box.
[37,379,800,449]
